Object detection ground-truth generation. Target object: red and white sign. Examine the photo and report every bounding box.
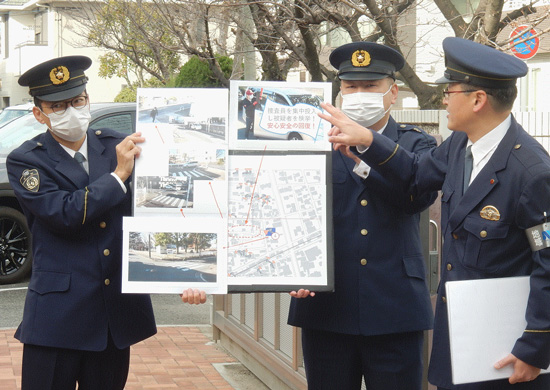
[510,25,539,60]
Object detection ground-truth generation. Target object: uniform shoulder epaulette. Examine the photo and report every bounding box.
[398,123,422,133]
[92,128,125,140]
[17,134,46,153]
[511,137,550,172]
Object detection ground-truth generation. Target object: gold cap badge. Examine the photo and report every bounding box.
[20,169,40,192]
[480,205,500,221]
[50,66,70,85]
[351,50,371,67]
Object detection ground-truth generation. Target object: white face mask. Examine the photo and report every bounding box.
[43,106,91,142]
[341,83,394,128]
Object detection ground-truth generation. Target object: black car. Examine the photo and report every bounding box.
[0,102,136,284]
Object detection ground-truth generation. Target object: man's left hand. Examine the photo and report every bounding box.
[495,353,541,384]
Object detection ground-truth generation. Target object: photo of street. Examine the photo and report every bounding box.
[127,232,217,283]
[137,89,227,143]
[135,148,226,209]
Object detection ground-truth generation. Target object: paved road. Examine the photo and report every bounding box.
[0,277,212,329]
[138,104,189,124]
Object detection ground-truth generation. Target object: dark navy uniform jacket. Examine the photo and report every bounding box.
[360,116,550,388]
[7,128,157,351]
[288,117,436,336]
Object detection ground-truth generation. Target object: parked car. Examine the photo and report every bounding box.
[0,103,34,128]
[168,105,191,124]
[182,161,199,169]
[0,102,136,284]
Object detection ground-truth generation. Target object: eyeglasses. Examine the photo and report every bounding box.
[45,95,89,115]
[442,89,478,98]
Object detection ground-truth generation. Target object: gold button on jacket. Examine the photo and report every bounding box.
[103,249,110,256]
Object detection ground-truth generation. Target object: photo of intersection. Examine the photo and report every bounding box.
[135,148,226,209]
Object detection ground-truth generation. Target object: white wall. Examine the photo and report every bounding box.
[0,5,130,108]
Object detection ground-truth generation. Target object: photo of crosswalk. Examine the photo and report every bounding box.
[148,193,190,209]
[136,163,224,209]
[171,168,215,180]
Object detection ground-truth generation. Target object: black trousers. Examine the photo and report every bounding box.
[21,334,130,390]
[301,328,424,390]
[245,118,254,139]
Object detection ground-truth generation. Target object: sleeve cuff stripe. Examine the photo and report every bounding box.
[378,144,399,166]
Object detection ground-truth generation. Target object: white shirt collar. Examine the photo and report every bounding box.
[59,135,88,160]
[467,114,511,178]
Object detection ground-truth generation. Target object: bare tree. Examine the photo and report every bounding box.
[66,0,181,84]
[64,0,548,108]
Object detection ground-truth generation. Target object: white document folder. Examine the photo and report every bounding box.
[446,276,549,385]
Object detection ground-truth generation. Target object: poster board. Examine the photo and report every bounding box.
[122,83,333,293]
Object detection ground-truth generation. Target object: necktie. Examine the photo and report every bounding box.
[463,145,473,194]
[74,152,87,174]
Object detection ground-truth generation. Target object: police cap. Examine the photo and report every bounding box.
[329,42,405,81]
[435,37,527,88]
[18,55,91,102]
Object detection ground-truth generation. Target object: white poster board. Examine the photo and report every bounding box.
[123,84,334,293]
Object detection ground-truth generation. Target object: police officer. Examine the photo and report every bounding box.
[288,42,437,390]
[323,37,550,389]
[241,88,258,139]
[7,56,156,390]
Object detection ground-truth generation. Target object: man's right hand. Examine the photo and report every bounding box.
[290,289,316,298]
[341,146,361,165]
[114,132,145,182]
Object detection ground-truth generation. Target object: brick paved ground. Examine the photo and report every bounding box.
[0,326,238,390]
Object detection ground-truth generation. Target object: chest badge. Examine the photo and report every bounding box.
[480,205,500,221]
[20,169,40,192]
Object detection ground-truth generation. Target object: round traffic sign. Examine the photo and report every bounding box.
[510,25,539,60]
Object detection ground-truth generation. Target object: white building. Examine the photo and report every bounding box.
[0,0,128,108]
